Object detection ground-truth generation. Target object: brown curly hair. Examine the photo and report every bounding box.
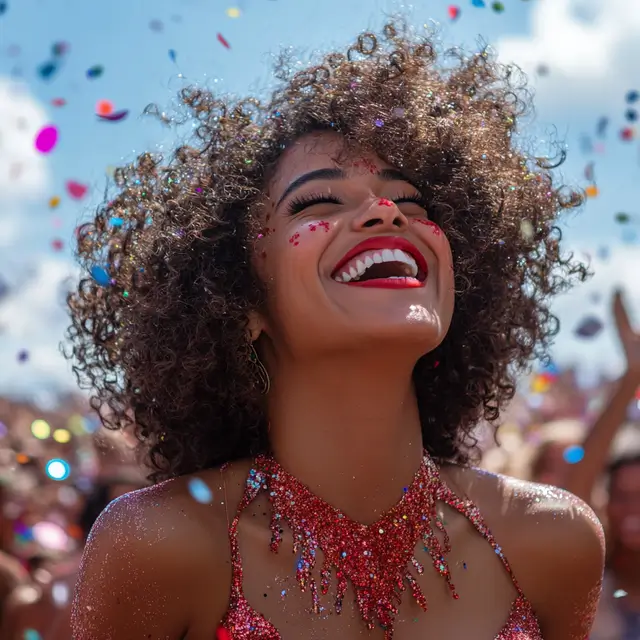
[64,22,588,483]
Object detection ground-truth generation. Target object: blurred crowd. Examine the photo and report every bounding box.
[0,297,637,639]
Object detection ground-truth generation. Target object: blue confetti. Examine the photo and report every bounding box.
[188,477,213,504]
[169,49,177,63]
[471,0,486,6]
[109,217,124,227]
[90,266,110,287]
[563,445,584,465]
[24,630,42,640]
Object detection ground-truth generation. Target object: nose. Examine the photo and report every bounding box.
[351,198,409,231]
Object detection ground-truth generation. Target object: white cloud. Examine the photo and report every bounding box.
[496,0,640,110]
[550,244,640,378]
[0,259,79,394]
[0,77,50,199]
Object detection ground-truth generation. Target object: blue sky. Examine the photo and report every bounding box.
[0,0,638,401]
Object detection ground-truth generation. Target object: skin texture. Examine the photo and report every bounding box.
[67,23,604,640]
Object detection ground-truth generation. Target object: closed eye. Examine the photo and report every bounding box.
[286,193,343,216]
[393,193,427,207]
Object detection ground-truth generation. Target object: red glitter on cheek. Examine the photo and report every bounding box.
[308,221,331,233]
[378,198,394,207]
[288,232,300,247]
[413,219,442,236]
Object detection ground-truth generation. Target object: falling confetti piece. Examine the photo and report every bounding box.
[17,349,28,363]
[66,181,88,199]
[38,60,58,80]
[447,5,460,19]
[626,109,638,122]
[110,216,124,227]
[51,239,64,251]
[471,0,485,6]
[491,1,504,12]
[584,162,595,182]
[188,477,213,503]
[563,445,584,464]
[620,127,635,141]
[51,97,66,107]
[536,64,549,77]
[613,589,628,598]
[217,33,231,49]
[168,49,177,63]
[615,212,631,223]
[149,19,163,32]
[90,266,110,287]
[51,41,69,57]
[97,109,129,122]
[585,184,599,198]
[34,125,58,153]
[96,99,113,116]
[86,65,104,79]
[574,316,603,339]
[626,90,639,104]
[596,116,609,137]
[23,630,42,640]
[226,7,241,17]
[49,196,61,208]
[0,3,7,16]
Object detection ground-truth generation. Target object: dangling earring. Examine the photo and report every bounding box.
[250,343,271,395]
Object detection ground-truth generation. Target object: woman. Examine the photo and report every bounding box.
[66,23,605,640]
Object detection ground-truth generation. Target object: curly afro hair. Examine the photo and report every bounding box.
[65,22,588,483]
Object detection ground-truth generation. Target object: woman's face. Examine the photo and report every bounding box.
[254,132,455,361]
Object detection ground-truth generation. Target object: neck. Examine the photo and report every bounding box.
[267,349,424,523]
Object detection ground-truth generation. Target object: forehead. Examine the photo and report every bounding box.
[611,463,640,493]
[268,131,391,200]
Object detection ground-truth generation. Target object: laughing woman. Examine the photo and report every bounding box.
[66,22,604,640]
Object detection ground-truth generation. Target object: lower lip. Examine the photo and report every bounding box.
[345,277,425,289]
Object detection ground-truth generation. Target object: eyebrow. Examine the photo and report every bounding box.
[275,167,421,208]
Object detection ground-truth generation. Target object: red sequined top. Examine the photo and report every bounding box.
[218,455,543,640]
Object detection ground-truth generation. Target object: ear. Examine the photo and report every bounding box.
[247,309,268,343]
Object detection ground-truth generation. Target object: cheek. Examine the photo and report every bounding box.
[412,219,454,271]
[288,220,332,247]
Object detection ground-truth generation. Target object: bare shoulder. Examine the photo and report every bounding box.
[443,465,605,639]
[72,460,251,640]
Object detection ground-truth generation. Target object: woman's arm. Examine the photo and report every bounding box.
[564,290,640,503]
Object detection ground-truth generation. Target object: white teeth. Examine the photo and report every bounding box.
[333,246,421,282]
[382,249,395,262]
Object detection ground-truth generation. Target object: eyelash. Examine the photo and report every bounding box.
[286,192,427,215]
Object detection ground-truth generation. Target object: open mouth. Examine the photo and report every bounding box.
[331,238,428,287]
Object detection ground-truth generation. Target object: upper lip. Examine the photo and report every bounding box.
[332,236,428,276]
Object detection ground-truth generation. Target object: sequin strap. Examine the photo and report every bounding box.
[429,461,525,597]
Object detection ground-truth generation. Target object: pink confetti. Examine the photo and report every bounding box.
[96,109,129,122]
[34,125,58,154]
[217,33,231,49]
[66,180,88,200]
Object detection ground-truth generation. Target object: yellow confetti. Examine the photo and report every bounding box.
[226,7,241,18]
[585,184,599,198]
[49,196,61,208]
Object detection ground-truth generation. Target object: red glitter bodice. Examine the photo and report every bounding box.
[218,454,542,640]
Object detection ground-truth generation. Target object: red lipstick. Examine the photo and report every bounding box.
[333,236,428,275]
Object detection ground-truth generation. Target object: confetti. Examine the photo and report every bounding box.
[51,41,69,57]
[168,49,177,63]
[96,99,113,116]
[86,65,104,79]
[188,477,213,503]
[625,109,638,122]
[17,349,29,363]
[38,60,58,80]
[491,1,504,12]
[585,184,599,198]
[90,266,110,286]
[49,196,61,208]
[626,90,639,104]
[471,0,486,6]
[23,630,42,640]
[66,181,88,199]
[51,239,64,251]
[584,161,595,182]
[51,97,66,107]
[226,7,241,18]
[615,212,631,223]
[613,589,628,598]
[149,19,163,32]
[596,116,609,137]
[448,5,460,20]
[34,125,58,154]
[0,3,7,16]
[574,316,603,339]
[97,109,129,122]
[562,445,584,464]
[620,126,634,141]
[217,33,231,49]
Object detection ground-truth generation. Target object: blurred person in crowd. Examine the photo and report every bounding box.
[591,453,640,639]
[0,476,142,640]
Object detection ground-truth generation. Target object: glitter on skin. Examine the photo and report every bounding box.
[218,453,544,640]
